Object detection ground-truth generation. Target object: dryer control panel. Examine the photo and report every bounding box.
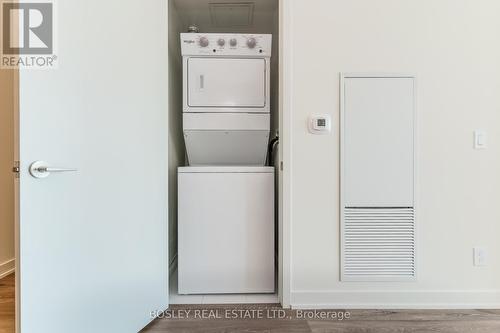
[181,33,272,57]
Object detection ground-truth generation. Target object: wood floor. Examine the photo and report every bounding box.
[0,273,14,333]
[142,304,500,333]
[1,275,500,332]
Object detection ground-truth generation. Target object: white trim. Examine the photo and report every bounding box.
[291,290,500,309]
[165,0,170,311]
[0,268,14,280]
[278,0,293,308]
[0,259,15,279]
[13,66,20,333]
[341,72,417,79]
[339,74,346,284]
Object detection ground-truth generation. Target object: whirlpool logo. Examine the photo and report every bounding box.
[1,0,57,69]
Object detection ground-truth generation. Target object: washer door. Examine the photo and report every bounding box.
[187,58,266,108]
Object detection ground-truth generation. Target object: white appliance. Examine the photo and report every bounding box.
[178,33,275,295]
[181,33,272,166]
[178,167,275,294]
[340,74,416,282]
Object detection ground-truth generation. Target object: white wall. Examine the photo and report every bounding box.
[0,69,15,279]
[168,0,185,269]
[288,0,500,308]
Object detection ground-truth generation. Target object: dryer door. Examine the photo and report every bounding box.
[187,58,266,109]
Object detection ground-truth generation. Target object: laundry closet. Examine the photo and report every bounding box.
[167,0,280,303]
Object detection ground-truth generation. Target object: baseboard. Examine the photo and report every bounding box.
[169,254,178,278]
[291,290,500,309]
[0,258,15,279]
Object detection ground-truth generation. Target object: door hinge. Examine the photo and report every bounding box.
[12,161,20,178]
[280,161,283,171]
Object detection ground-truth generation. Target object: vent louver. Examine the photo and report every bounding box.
[342,207,416,281]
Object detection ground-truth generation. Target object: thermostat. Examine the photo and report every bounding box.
[309,115,331,134]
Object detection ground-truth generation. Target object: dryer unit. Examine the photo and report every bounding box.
[181,33,272,166]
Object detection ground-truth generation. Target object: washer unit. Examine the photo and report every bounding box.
[181,33,272,166]
[178,167,275,294]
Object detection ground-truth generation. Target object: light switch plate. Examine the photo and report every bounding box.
[473,247,488,266]
[474,130,487,149]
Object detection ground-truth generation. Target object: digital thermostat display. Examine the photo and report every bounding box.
[309,115,332,134]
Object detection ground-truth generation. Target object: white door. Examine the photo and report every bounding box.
[187,58,267,108]
[17,1,168,332]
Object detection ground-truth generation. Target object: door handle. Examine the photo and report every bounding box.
[29,161,78,179]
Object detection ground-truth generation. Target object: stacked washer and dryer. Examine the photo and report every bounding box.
[178,33,275,294]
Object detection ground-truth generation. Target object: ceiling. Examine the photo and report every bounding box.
[172,0,278,34]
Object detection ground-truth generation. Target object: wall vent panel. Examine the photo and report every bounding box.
[340,73,417,282]
[342,207,416,281]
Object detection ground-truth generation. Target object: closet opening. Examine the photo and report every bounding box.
[167,0,282,305]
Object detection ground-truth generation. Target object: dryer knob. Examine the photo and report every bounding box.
[199,37,209,47]
[246,37,257,49]
[230,38,238,47]
[217,38,226,46]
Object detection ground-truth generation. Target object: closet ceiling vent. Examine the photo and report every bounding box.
[209,2,255,27]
